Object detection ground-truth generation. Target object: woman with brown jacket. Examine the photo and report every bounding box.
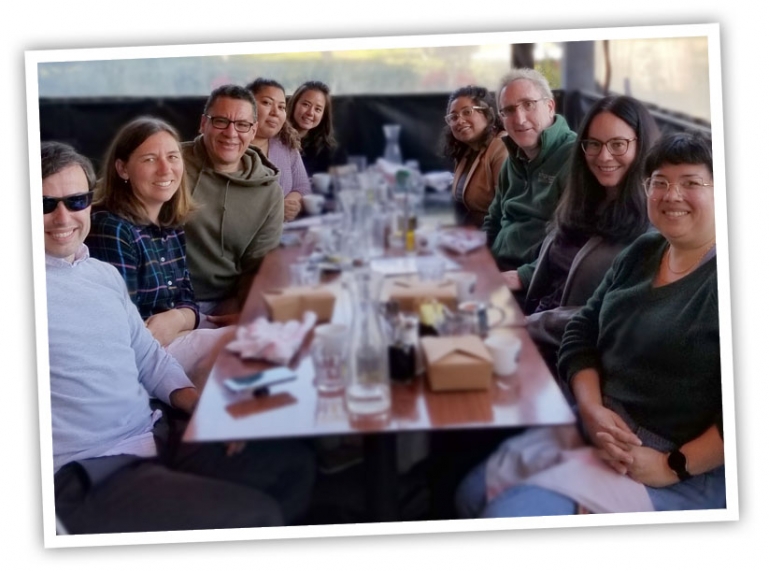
[442,86,508,227]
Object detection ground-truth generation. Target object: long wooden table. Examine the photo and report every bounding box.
[183,229,575,520]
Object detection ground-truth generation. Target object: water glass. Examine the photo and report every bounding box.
[290,260,321,286]
[416,256,446,282]
[311,324,349,394]
[368,212,388,258]
[289,262,305,286]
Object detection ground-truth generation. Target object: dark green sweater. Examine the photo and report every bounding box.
[482,115,576,272]
[558,232,721,447]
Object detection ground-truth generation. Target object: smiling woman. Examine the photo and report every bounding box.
[455,131,724,519]
[247,77,312,222]
[503,95,658,370]
[85,117,233,386]
[287,80,340,176]
[441,85,506,227]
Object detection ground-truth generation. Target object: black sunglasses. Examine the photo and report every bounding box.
[42,191,94,215]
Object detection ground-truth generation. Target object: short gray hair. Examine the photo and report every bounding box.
[497,68,553,109]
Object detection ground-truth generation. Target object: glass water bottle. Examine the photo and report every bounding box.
[345,269,391,419]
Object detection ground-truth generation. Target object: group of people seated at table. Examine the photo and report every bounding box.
[42,66,723,534]
[45,79,338,534]
[445,68,723,517]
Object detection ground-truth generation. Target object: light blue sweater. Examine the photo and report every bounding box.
[46,246,194,473]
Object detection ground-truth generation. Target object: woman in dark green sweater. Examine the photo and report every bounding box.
[455,131,724,517]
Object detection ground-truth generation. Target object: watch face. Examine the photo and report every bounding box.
[668,449,690,480]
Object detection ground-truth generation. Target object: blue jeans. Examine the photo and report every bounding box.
[455,460,577,518]
[455,457,727,518]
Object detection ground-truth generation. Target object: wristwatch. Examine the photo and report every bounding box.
[667,449,692,481]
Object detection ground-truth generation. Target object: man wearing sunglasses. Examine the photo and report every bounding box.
[43,142,313,533]
[482,68,576,276]
[182,84,284,315]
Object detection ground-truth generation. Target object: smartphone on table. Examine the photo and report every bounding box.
[223,366,297,394]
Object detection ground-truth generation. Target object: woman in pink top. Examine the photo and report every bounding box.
[246,78,311,222]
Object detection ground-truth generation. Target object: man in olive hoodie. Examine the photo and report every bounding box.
[183,84,284,313]
[482,68,576,273]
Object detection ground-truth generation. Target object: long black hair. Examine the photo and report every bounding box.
[553,95,660,242]
[287,80,338,156]
[246,77,302,151]
[440,85,504,162]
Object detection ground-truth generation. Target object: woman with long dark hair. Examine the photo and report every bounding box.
[287,80,341,176]
[457,130,724,519]
[247,77,311,221]
[441,85,507,227]
[502,95,660,358]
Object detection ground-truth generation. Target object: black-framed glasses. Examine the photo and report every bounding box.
[580,138,637,157]
[445,106,487,125]
[498,98,547,118]
[42,191,94,215]
[643,176,714,199]
[204,114,255,133]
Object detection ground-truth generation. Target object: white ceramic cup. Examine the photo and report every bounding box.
[311,173,332,194]
[484,333,523,376]
[302,194,325,216]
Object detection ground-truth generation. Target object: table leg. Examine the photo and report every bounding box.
[363,433,399,522]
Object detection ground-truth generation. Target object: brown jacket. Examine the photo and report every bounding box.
[451,134,508,227]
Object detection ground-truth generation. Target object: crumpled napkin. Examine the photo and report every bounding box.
[226,311,317,365]
[438,229,487,255]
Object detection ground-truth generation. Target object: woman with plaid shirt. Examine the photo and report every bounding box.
[86,117,232,386]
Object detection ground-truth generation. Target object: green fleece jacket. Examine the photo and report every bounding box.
[482,115,576,273]
[182,136,284,302]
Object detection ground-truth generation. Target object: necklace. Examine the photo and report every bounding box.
[664,240,715,276]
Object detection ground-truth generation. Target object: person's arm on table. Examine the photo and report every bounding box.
[169,386,200,415]
[284,150,311,221]
[501,270,523,291]
[283,190,303,222]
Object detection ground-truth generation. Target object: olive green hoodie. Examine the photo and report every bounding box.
[182,135,283,302]
[482,114,576,273]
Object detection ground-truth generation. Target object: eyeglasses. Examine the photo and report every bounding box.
[498,98,547,118]
[643,177,714,199]
[42,191,94,215]
[581,138,637,157]
[445,106,486,125]
[204,114,255,133]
